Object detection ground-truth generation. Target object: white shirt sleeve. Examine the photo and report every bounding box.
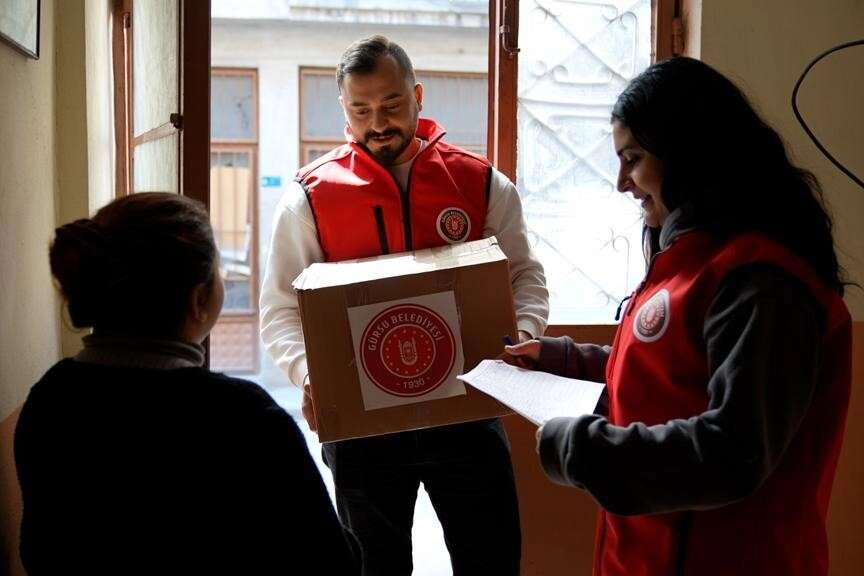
[259,181,323,388]
[484,168,549,338]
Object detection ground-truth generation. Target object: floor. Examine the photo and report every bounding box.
[269,385,454,576]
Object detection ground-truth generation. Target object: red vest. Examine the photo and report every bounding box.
[599,232,851,576]
[296,118,489,262]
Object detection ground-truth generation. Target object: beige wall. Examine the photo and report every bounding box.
[0,2,61,424]
[699,0,864,320]
[55,0,91,359]
[47,0,114,360]
[0,1,59,572]
[694,13,864,566]
[1,1,113,572]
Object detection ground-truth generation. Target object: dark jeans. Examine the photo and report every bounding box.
[322,418,521,576]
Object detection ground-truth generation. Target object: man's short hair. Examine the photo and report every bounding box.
[336,35,416,90]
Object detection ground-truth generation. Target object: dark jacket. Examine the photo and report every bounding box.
[15,359,358,575]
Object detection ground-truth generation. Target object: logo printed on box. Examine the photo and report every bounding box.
[436,207,471,243]
[360,304,456,397]
[348,291,466,411]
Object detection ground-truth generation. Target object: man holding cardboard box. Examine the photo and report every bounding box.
[260,35,548,575]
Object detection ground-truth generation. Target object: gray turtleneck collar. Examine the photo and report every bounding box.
[75,332,205,370]
[659,202,701,251]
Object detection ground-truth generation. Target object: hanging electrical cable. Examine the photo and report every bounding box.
[791,39,864,190]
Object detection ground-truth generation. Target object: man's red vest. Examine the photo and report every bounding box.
[599,231,851,576]
[296,118,489,262]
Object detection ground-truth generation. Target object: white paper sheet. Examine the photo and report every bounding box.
[457,360,605,426]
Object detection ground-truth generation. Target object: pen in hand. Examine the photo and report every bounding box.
[501,334,532,369]
[501,333,540,369]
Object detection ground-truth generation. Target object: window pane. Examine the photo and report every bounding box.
[133,135,179,193]
[212,74,256,140]
[417,73,486,153]
[223,279,252,310]
[517,0,651,323]
[301,71,344,140]
[133,0,178,136]
[210,150,254,313]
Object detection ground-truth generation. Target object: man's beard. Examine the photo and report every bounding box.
[362,128,411,166]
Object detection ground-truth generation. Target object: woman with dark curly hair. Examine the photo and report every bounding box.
[505,57,852,576]
[15,192,357,574]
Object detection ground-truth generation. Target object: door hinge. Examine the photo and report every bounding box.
[500,25,520,57]
[672,16,684,56]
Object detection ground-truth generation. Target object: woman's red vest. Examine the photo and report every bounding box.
[296,119,489,262]
[598,231,851,576]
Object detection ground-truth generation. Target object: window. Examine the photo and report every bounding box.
[300,68,488,163]
[111,0,181,195]
[492,0,665,324]
[110,0,209,201]
[209,68,260,373]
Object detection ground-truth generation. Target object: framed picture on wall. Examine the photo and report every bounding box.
[0,0,40,60]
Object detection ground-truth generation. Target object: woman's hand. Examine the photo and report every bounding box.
[501,339,541,369]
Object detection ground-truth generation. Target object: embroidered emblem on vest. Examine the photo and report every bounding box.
[359,304,457,397]
[436,207,471,243]
[633,288,671,343]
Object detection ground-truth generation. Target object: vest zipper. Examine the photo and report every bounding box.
[607,247,659,383]
[674,512,693,575]
[394,138,434,252]
[357,134,439,253]
[373,205,390,255]
[625,284,642,317]
[380,156,414,251]
[400,153,425,252]
[626,249,662,317]
[595,511,608,575]
[401,176,413,251]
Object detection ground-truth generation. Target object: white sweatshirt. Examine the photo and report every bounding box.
[259,166,549,388]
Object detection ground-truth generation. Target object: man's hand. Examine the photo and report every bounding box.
[302,381,318,432]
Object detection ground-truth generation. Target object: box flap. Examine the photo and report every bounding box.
[292,236,506,290]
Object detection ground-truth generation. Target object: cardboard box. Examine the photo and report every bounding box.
[293,237,516,442]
